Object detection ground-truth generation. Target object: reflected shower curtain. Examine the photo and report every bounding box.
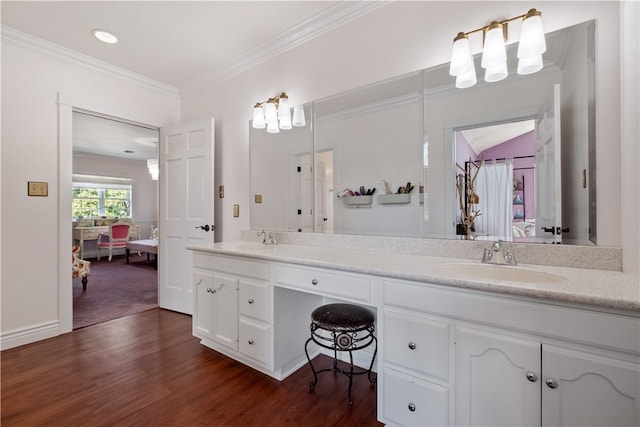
[474,161,513,240]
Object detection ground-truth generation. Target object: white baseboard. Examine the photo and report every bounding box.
[0,321,60,350]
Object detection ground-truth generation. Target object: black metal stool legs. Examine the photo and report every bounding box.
[304,332,377,410]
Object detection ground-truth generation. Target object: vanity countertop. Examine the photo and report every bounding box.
[187,241,640,314]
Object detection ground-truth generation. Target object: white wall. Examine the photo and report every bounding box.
[180,1,624,249]
[1,39,179,348]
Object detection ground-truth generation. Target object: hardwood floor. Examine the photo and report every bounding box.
[1,309,381,427]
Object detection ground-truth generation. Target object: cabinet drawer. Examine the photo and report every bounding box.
[382,368,448,426]
[193,253,269,280]
[239,318,270,365]
[384,310,449,381]
[239,279,269,322]
[83,230,100,240]
[276,264,371,303]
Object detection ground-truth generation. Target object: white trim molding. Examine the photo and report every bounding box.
[1,25,179,98]
[179,1,391,96]
[0,321,60,350]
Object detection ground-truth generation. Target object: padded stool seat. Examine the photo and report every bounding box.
[304,303,377,409]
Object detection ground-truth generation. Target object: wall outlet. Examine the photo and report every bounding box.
[255,194,262,203]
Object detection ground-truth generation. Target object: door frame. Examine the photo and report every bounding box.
[57,93,162,333]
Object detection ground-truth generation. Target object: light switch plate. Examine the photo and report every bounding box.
[219,185,224,198]
[233,204,240,217]
[28,181,48,196]
[255,194,262,204]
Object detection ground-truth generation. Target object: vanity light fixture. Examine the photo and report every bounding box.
[147,159,159,181]
[252,92,305,133]
[92,29,118,44]
[449,8,546,89]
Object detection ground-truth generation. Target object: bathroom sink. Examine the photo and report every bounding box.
[434,263,567,284]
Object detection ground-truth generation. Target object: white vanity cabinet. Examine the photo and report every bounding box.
[189,245,640,427]
[192,253,272,370]
[382,278,640,427]
[456,326,640,426]
[193,270,239,350]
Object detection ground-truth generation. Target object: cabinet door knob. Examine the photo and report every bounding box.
[545,378,558,389]
[248,298,254,304]
[408,403,416,412]
[248,339,254,345]
[525,372,538,382]
[408,342,416,350]
[311,279,318,285]
[206,287,213,293]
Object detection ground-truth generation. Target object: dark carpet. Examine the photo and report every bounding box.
[73,254,158,329]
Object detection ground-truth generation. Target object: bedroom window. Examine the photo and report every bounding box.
[72,174,133,219]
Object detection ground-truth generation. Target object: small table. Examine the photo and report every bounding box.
[126,239,158,270]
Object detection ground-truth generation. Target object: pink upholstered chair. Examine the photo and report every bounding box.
[72,245,91,291]
[96,223,130,261]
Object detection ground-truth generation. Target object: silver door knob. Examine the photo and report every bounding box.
[526,372,538,382]
[546,378,558,389]
[408,403,416,412]
[408,342,416,350]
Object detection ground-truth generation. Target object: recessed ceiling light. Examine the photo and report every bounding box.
[92,29,118,44]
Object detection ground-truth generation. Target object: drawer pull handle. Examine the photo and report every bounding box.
[408,403,416,412]
[248,339,254,345]
[311,279,318,285]
[526,372,538,382]
[248,298,254,304]
[408,342,416,350]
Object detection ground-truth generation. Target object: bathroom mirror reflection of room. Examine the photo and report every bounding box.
[249,20,595,246]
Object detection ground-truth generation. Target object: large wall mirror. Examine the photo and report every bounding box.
[250,20,596,245]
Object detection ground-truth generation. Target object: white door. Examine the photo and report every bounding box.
[295,154,313,232]
[535,84,562,243]
[542,345,640,426]
[315,160,327,232]
[159,118,214,314]
[455,326,541,426]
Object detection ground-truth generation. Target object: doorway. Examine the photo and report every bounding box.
[454,119,536,242]
[71,111,160,328]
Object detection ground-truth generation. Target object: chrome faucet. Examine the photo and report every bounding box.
[482,240,517,265]
[257,230,277,245]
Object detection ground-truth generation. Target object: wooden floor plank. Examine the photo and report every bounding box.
[1,309,381,427]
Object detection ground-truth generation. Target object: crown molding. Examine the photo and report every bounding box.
[1,25,179,98]
[179,1,392,96]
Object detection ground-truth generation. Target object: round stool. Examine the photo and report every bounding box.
[304,303,377,409]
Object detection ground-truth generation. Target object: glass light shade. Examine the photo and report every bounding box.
[449,33,473,76]
[481,23,507,69]
[264,102,278,126]
[279,116,292,130]
[292,105,306,127]
[518,11,546,59]
[147,159,159,180]
[252,105,266,129]
[517,54,543,75]
[456,65,477,89]
[277,97,290,119]
[484,62,508,82]
[266,121,280,133]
